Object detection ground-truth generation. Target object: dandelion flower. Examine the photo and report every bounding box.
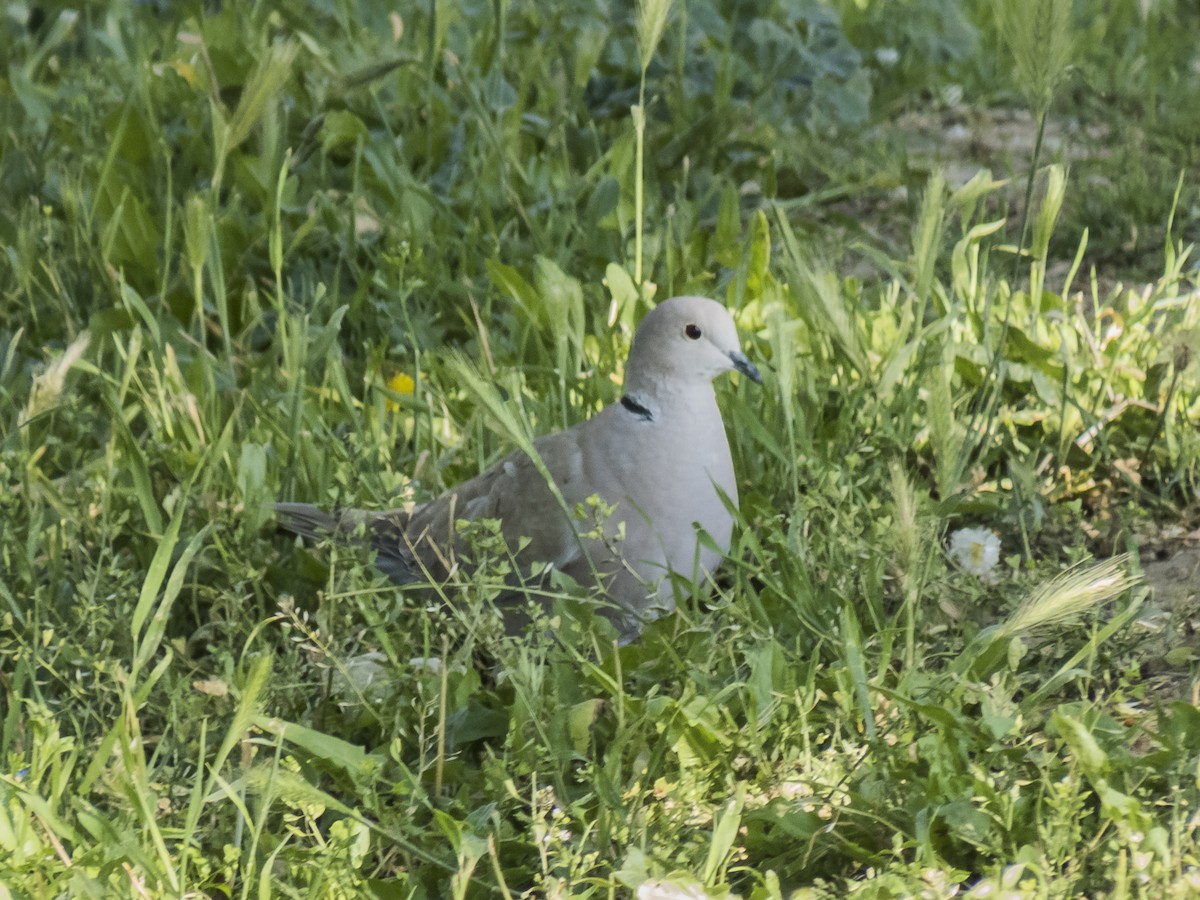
[384,372,415,412]
[948,528,1001,583]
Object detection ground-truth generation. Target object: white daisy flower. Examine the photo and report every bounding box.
[948,528,1001,583]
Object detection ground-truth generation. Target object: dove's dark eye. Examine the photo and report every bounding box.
[685,324,702,340]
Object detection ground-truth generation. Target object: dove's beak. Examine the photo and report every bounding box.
[729,351,762,384]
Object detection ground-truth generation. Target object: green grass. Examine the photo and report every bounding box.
[3,0,1199,896]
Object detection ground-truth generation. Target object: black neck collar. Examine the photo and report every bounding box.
[620,394,654,421]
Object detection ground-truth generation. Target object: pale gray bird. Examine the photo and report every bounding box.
[275,295,761,638]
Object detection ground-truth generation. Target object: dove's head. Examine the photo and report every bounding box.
[625,296,761,396]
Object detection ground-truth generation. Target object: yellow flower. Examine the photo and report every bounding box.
[155,59,203,89]
[384,372,415,412]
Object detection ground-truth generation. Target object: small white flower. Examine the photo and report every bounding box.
[636,880,710,900]
[948,528,1001,583]
[875,47,900,66]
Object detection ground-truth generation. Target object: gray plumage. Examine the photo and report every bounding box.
[275,295,761,637]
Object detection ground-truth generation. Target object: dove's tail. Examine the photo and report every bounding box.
[273,502,344,541]
[274,502,419,584]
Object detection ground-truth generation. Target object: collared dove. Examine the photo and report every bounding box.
[275,295,761,638]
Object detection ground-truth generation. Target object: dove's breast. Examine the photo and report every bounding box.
[569,396,736,601]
